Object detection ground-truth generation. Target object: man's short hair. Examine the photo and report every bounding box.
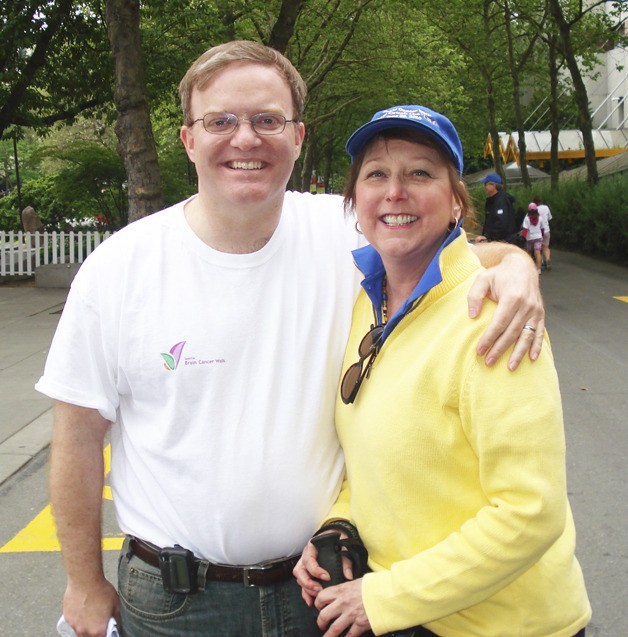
[179,40,308,126]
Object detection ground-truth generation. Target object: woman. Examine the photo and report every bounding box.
[533,194,553,270]
[294,105,591,637]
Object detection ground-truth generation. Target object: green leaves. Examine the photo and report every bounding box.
[0,1,113,138]
[2,0,624,220]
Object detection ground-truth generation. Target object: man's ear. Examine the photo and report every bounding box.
[180,126,196,163]
[293,121,306,160]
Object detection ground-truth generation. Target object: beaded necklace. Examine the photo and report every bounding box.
[381,274,388,324]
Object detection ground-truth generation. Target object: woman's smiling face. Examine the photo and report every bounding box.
[355,137,460,270]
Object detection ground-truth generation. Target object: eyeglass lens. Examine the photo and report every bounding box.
[201,112,288,135]
[340,324,384,404]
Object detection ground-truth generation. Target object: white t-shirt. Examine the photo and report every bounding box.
[536,203,552,229]
[36,191,363,564]
[523,214,549,241]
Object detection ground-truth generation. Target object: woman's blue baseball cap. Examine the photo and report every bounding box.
[345,104,464,176]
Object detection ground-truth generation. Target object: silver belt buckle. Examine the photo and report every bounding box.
[242,561,271,587]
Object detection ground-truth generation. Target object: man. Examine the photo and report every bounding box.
[476,172,518,244]
[37,41,544,637]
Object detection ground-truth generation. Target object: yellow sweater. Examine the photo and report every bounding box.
[330,234,591,636]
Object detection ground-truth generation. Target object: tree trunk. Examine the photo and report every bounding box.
[322,143,334,194]
[106,0,164,223]
[512,74,530,187]
[503,0,530,187]
[548,0,598,185]
[267,0,307,53]
[482,0,504,182]
[486,84,505,182]
[547,33,561,189]
[299,133,317,192]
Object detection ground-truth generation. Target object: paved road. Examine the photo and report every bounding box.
[540,251,628,636]
[0,249,626,635]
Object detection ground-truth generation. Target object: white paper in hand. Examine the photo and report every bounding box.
[57,615,120,637]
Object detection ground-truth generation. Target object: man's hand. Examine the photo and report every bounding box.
[62,578,119,637]
[469,248,544,370]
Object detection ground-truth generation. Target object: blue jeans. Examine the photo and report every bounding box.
[117,542,322,637]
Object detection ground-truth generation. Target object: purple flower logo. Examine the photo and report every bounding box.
[161,341,186,371]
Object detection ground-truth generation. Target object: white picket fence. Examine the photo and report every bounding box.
[0,230,111,277]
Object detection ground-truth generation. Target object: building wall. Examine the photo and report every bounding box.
[587,5,627,129]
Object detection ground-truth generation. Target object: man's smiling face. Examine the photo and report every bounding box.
[180,61,305,214]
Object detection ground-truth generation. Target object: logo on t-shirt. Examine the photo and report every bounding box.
[161,341,186,371]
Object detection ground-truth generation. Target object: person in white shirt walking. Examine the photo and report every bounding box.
[522,202,550,273]
[533,195,553,270]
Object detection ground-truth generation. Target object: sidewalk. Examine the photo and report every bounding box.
[0,281,68,484]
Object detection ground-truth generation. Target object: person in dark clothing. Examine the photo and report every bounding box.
[475,173,518,244]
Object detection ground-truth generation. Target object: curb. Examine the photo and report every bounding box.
[0,409,52,485]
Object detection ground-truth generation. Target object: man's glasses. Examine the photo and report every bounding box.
[192,112,298,136]
[340,324,385,404]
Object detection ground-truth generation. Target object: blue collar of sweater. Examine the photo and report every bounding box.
[352,222,462,340]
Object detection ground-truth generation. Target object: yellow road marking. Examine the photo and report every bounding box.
[613,296,628,303]
[0,504,59,552]
[0,444,123,553]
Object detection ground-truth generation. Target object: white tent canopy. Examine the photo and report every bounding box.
[465,163,550,185]
[485,130,628,162]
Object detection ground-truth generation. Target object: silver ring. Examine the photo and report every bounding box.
[522,324,536,333]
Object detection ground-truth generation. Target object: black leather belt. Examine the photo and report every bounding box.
[129,537,300,588]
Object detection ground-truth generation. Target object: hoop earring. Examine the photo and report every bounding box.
[355,221,363,235]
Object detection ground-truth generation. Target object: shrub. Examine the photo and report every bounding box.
[502,176,628,264]
[0,174,72,230]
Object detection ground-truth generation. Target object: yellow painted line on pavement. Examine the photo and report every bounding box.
[0,504,60,552]
[613,296,628,303]
[0,444,123,553]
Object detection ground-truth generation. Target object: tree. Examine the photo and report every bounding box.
[289,0,380,190]
[501,0,545,187]
[547,0,625,186]
[0,1,112,138]
[548,0,598,184]
[411,0,516,182]
[547,30,563,188]
[106,0,164,221]
[284,0,479,190]
[9,0,622,221]
[514,0,579,189]
[36,141,128,229]
[2,119,129,229]
[1,0,498,215]
[267,0,308,52]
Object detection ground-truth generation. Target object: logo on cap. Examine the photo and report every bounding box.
[376,106,439,129]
